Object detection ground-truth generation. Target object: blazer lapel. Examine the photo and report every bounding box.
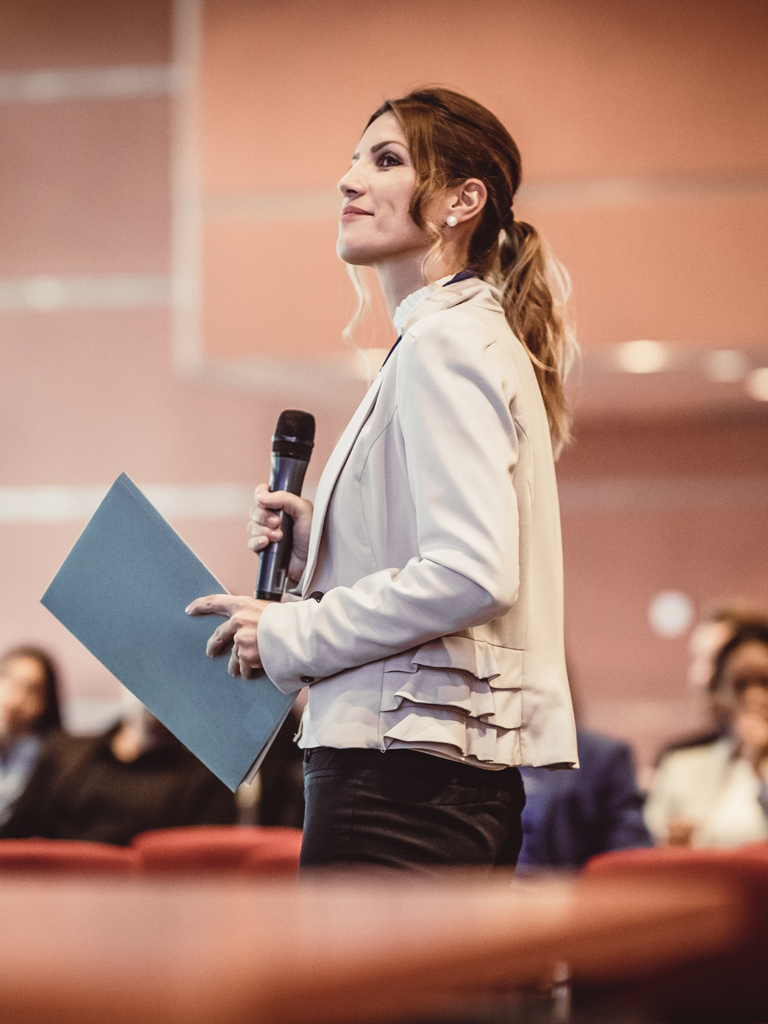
[302,372,384,592]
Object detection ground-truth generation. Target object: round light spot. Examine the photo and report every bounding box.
[746,367,768,401]
[648,591,694,639]
[616,340,669,374]
[702,349,749,383]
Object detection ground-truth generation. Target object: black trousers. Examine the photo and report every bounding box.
[300,747,525,872]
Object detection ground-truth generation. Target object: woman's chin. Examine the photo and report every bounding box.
[336,241,376,267]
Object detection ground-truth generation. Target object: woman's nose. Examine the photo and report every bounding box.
[337,166,363,197]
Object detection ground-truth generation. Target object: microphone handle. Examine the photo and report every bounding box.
[255,455,310,601]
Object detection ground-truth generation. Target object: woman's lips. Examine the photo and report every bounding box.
[341,206,373,218]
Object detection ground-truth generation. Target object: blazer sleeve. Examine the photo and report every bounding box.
[257,309,522,693]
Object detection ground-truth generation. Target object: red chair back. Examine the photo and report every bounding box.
[132,825,302,874]
[0,839,138,874]
[580,842,768,1022]
[585,839,768,876]
[241,832,303,876]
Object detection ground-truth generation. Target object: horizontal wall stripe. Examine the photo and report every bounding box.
[0,484,256,523]
[559,475,768,512]
[203,190,340,221]
[0,275,172,311]
[0,478,764,523]
[201,174,768,222]
[0,64,180,104]
[65,698,124,735]
[519,172,768,208]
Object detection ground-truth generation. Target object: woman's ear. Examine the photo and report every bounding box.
[446,178,488,226]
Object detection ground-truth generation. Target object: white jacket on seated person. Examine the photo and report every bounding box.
[257,275,578,770]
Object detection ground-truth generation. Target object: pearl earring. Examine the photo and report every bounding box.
[446,215,458,227]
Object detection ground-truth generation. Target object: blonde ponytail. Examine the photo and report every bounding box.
[496,219,576,451]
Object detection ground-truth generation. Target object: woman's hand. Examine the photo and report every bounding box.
[185,594,269,679]
[247,483,314,582]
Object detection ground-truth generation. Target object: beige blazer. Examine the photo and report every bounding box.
[258,277,577,768]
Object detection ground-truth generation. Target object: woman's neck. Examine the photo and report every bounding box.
[375,244,465,316]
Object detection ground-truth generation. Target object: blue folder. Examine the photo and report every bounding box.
[41,473,295,791]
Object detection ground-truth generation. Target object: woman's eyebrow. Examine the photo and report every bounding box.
[370,140,404,154]
[351,140,406,161]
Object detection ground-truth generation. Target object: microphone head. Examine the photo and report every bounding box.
[275,410,315,444]
[273,410,315,460]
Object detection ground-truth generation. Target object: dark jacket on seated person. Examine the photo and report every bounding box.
[0,721,237,845]
[518,729,653,869]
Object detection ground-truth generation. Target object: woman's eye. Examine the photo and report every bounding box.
[379,152,402,168]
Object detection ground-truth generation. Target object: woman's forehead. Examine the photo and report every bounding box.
[358,111,406,151]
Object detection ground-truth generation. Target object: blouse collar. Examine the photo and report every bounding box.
[391,275,455,336]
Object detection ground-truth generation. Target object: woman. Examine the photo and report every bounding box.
[646,624,768,848]
[188,88,578,870]
[0,646,62,825]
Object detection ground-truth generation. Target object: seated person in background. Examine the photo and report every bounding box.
[0,692,236,845]
[0,646,62,826]
[645,623,768,848]
[518,728,652,869]
[660,601,768,758]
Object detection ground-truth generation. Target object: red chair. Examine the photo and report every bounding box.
[241,832,303,876]
[0,838,138,873]
[584,838,768,876]
[579,843,768,1022]
[132,825,303,875]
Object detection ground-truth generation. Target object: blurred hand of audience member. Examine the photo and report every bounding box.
[666,817,696,847]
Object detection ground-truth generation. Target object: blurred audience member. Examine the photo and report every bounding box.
[0,646,62,826]
[0,694,236,845]
[662,602,768,757]
[646,623,768,848]
[518,728,652,869]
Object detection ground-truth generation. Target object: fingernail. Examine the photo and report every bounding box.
[184,605,192,614]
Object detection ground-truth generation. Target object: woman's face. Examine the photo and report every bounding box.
[723,641,768,752]
[0,656,48,736]
[336,112,428,266]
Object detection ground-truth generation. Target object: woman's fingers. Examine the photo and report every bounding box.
[206,618,237,658]
[185,594,239,618]
[228,646,255,680]
[250,485,284,528]
[185,594,264,676]
[247,485,289,551]
[247,485,314,578]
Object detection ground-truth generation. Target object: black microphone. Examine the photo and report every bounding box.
[255,409,315,602]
